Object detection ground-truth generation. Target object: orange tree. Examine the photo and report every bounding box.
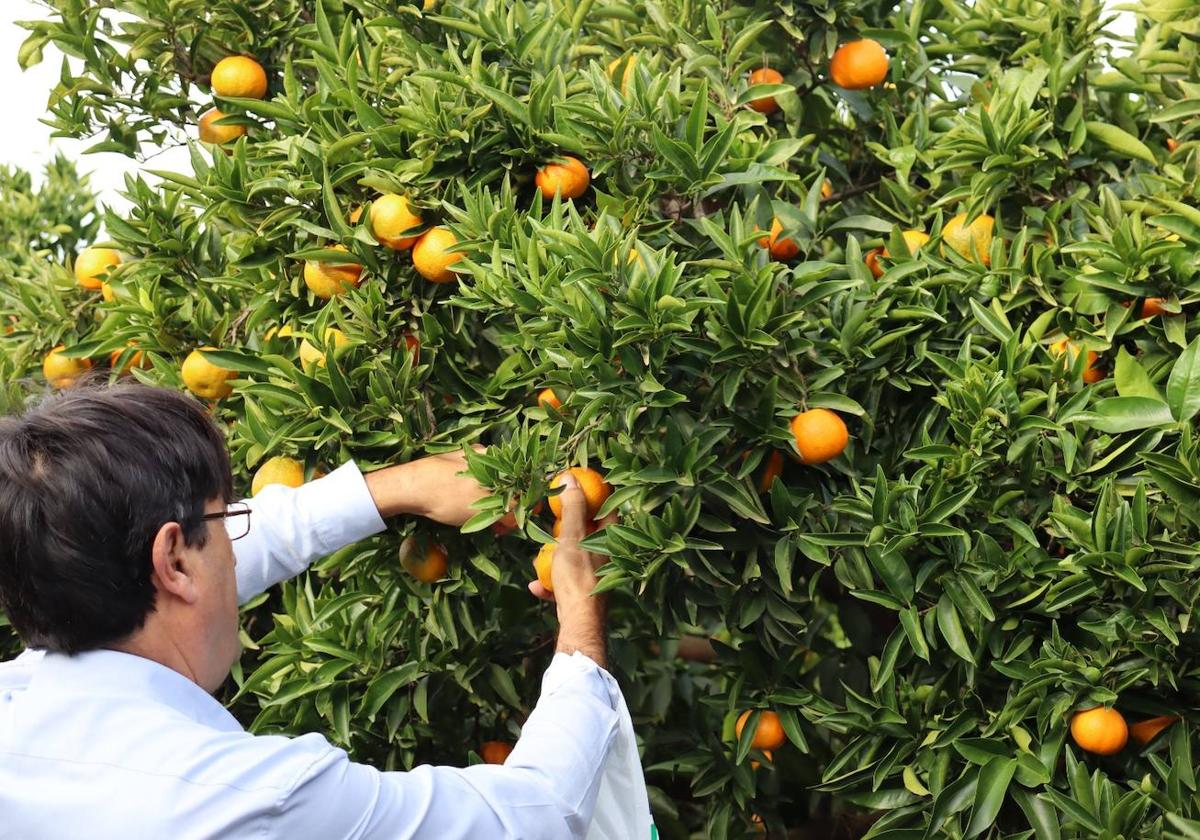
[6,0,1200,836]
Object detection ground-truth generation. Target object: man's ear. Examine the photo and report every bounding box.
[149,522,201,604]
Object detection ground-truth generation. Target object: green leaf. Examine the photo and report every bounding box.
[965,757,1016,838]
[1071,397,1174,433]
[1167,335,1200,423]
[936,595,974,663]
[1114,348,1163,401]
[1085,121,1157,164]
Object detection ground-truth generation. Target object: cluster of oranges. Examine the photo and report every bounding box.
[534,466,612,593]
[1071,707,1179,755]
[199,54,267,145]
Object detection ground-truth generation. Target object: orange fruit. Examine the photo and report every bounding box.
[480,741,514,765]
[883,229,930,259]
[790,408,848,464]
[547,466,613,520]
[736,710,787,751]
[820,179,834,201]
[109,342,151,375]
[757,218,800,261]
[538,388,562,410]
[747,67,783,114]
[210,55,268,99]
[100,282,116,302]
[404,332,420,359]
[536,156,590,200]
[941,213,995,266]
[370,194,424,250]
[550,518,597,538]
[757,451,784,493]
[608,54,637,94]
[1070,707,1128,755]
[865,247,885,278]
[251,456,305,496]
[43,345,92,389]
[829,39,889,90]
[1140,297,1168,317]
[1050,339,1104,383]
[400,536,448,583]
[299,328,351,369]
[74,247,120,291]
[1167,138,1180,153]
[1129,715,1179,747]
[303,245,363,299]
[198,108,247,145]
[181,347,237,400]
[534,543,555,592]
[750,749,773,771]
[412,227,463,283]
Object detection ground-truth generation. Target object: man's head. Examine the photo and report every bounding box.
[0,382,241,690]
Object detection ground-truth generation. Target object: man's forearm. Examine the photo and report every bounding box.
[555,599,608,670]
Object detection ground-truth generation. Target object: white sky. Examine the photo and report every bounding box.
[0,1,1137,217]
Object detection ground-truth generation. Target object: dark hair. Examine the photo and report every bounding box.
[0,380,234,654]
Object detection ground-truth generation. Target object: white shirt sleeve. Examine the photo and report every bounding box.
[232,462,386,603]
[270,653,621,839]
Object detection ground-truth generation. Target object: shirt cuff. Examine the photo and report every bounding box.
[540,651,618,711]
[305,461,387,552]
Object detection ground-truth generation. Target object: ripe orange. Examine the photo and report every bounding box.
[757,451,784,493]
[548,466,613,520]
[883,229,930,259]
[1050,339,1104,383]
[608,54,637,94]
[251,456,305,496]
[400,536,448,583]
[303,245,363,299]
[757,218,800,261]
[1167,138,1180,153]
[101,282,116,302]
[942,213,995,266]
[403,332,420,359]
[1129,715,1179,747]
[43,346,92,389]
[109,342,151,375]
[412,227,463,283]
[74,247,121,290]
[370,194,424,250]
[480,741,514,765]
[538,388,562,410]
[211,55,268,99]
[865,247,885,278]
[747,67,783,114]
[1070,707,1128,755]
[1140,297,1167,317]
[534,543,555,592]
[736,710,787,751]
[750,749,773,771]
[820,179,834,201]
[536,156,590,200]
[198,108,247,145]
[181,347,237,400]
[829,39,889,90]
[790,408,848,464]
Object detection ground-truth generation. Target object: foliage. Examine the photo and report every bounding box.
[5,0,1200,836]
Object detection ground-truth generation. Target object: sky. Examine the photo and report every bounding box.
[0,1,1137,217]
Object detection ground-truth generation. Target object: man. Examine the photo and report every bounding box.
[0,382,625,838]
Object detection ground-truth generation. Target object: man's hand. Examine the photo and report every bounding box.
[529,473,614,669]
[364,448,490,526]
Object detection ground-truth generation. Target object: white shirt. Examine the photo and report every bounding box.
[0,462,624,839]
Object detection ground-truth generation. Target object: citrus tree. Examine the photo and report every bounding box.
[7,0,1200,836]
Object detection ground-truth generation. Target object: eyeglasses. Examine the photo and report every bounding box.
[200,501,252,541]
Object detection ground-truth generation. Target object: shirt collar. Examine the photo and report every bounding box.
[30,649,244,734]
